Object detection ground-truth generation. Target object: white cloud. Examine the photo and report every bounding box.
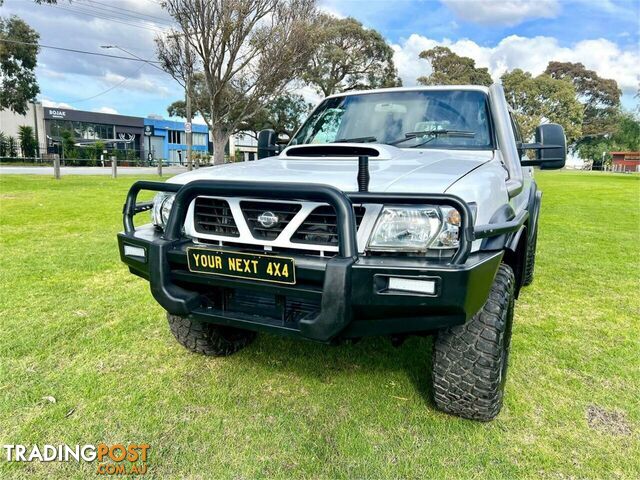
[296,84,323,106]
[38,68,67,80]
[95,107,119,114]
[102,73,171,96]
[441,0,561,26]
[41,99,75,110]
[392,34,640,94]
[318,0,346,18]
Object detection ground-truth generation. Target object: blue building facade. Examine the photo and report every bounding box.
[143,118,210,165]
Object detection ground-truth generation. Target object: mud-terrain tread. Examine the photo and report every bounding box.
[523,226,538,286]
[167,313,256,356]
[432,264,515,421]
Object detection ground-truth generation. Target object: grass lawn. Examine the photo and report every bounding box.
[0,171,638,479]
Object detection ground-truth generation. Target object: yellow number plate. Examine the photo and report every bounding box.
[186,248,296,285]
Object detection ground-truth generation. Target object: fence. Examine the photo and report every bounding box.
[0,159,210,180]
[0,140,215,178]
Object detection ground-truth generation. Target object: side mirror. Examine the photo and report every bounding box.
[257,129,278,159]
[521,123,566,170]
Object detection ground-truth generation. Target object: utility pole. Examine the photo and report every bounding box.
[185,40,193,171]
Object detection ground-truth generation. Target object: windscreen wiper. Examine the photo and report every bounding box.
[334,136,377,143]
[387,129,475,146]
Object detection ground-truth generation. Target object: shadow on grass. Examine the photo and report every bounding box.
[234,332,437,406]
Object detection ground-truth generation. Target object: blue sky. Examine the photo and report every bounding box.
[2,0,639,119]
[327,0,639,47]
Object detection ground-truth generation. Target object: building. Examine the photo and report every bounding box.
[0,102,46,153]
[143,118,210,165]
[231,132,258,161]
[611,151,640,172]
[2,103,259,164]
[43,107,144,159]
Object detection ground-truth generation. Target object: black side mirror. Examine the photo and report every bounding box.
[521,123,566,170]
[257,129,278,159]
[536,123,566,170]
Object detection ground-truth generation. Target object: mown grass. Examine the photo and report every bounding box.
[0,171,638,479]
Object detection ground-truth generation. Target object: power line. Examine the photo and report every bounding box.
[72,1,174,28]
[82,0,173,24]
[101,45,168,74]
[62,62,148,104]
[48,4,166,32]
[0,39,163,64]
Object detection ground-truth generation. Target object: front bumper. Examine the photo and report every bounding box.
[118,180,521,342]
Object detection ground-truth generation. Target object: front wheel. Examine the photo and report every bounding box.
[431,263,515,421]
[167,313,256,356]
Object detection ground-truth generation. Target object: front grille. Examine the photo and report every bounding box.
[241,201,301,240]
[291,205,366,246]
[193,197,239,237]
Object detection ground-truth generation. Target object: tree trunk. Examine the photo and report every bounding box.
[211,128,229,166]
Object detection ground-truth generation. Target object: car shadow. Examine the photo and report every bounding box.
[241,332,436,406]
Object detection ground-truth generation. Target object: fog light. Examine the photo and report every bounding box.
[388,277,436,295]
[124,245,146,259]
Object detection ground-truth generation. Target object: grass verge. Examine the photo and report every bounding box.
[0,172,638,478]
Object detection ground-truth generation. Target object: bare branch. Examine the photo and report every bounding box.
[156,0,319,164]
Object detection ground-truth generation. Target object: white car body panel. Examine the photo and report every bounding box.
[169,148,514,255]
[167,147,493,194]
[162,85,534,257]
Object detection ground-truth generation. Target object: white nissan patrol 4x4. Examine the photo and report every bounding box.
[118,84,566,421]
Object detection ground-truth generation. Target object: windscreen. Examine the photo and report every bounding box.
[291,90,493,150]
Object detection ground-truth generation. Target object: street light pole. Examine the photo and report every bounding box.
[185,40,193,171]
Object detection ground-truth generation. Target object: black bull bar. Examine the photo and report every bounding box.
[120,180,527,341]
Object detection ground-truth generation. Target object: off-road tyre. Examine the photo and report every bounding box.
[167,313,256,356]
[522,225,538,286]
[432,263,515,421]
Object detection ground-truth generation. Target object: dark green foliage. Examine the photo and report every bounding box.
[60,130,77,159]
[240,93,313,138]
[418,46,492,87]
[0,16,40,115]
[575,111,640,166]
[544,61,621,137]
[303,15,401,96]
[6,136,18,157]
[17,125,38,158]
[501,69,583,143]
[0,132,7,156]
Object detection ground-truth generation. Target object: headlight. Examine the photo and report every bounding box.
[432,206,461,249]
[367,205,461,252]
[151,192,175,229]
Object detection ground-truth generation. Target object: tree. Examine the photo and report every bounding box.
[611,112,640,152]
[417,46,492,87]
[242,93,312,138]
[544,61,621,138]
[60,130,76,159]
[157,0,319,165]
[0,132,7,157]
[575,112,640,167]
[6,135,18,157]
[17,125,37,158]
[264,93,312,138]
[501,69,583,143]
[302,15,400,96]
[0,16,40,115]
[169,91,312,141]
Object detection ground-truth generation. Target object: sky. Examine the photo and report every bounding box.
[2,0,639,121]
